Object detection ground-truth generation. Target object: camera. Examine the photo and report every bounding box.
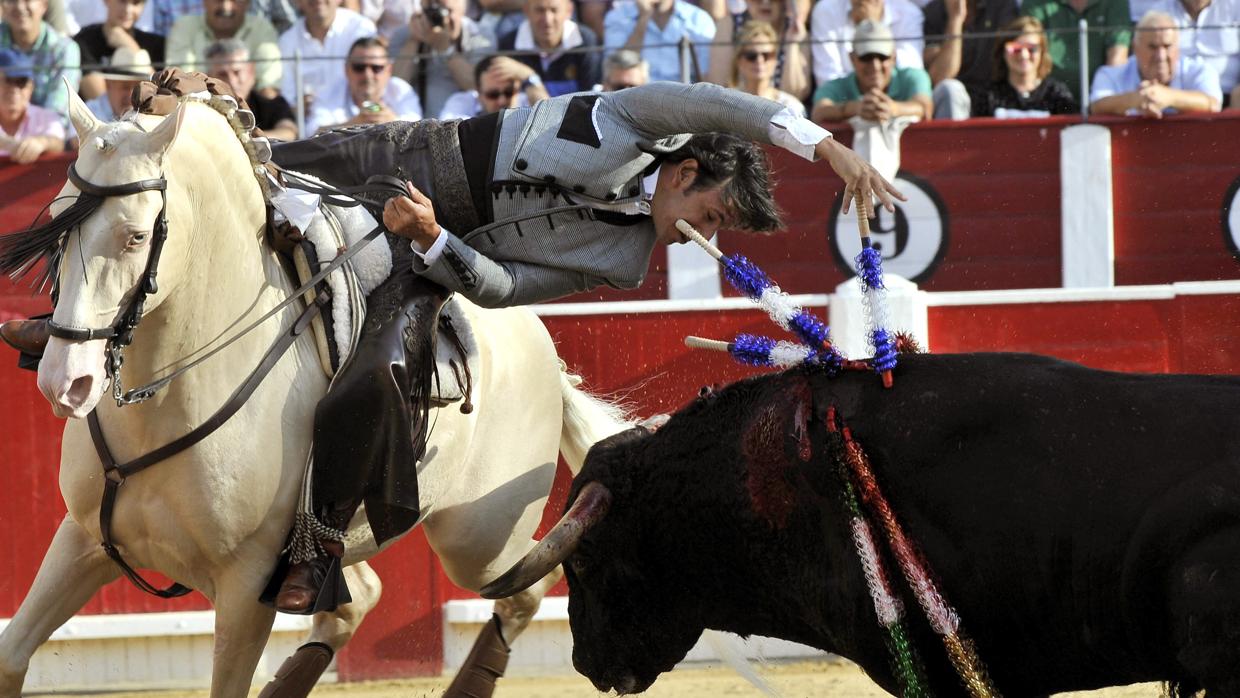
[424,3,449,27]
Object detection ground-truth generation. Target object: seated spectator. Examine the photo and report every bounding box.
[730,20,805,116]
[603,0,715,83]
[76,0,164,100]
[922,0,1019,119]
[1090,9,1221,114]
[0,48,64,163]
[0,0,80,125]
[499,0,600,96]
[167,0,282,94]
[599,47,648,90]
[206,37,297,138]
[306,35,421,132]
[138,0,295,37]
[439,53,548,116]
[83,45,151,119]
[475,0,523,49]
[391,0,491,119]
[811,0,925,85]
[1155,0,1240,107]
[278,0,376,112]
[1023,0,1132,103]
[972,16,1078,116]
[704,0,811,101]
[811,19,932,123]
[578,0,609,40]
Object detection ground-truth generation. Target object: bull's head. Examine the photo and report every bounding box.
[484,372,834,693]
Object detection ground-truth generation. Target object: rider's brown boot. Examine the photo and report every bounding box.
[0,318,51,356]
[274,540,345,613]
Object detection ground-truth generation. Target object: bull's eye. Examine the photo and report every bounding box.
[568,556,588,576]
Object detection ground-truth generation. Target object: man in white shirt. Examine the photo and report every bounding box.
[306,35,422,133]
[1156,0,1240,106]
[277,0,376,112]
[1090,10,1222,116]
[166,0,283,93]
[811,0,925,86]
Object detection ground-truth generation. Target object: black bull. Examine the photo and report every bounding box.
[484,352,1240,697]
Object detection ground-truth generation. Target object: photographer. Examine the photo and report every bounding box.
[390,0,491,119]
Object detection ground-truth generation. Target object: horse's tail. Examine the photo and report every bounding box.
[557,360,634,475]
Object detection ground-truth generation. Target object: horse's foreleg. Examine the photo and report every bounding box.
[0,515,118,696]
[443,565,564,698]
[257,562,382,698]
[209,572,277,698]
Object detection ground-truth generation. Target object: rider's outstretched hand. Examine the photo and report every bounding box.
[815,138,906,216]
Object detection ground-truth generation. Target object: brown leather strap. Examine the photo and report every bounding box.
[87,295,325,597]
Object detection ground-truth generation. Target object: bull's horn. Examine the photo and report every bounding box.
[479,481,612,599]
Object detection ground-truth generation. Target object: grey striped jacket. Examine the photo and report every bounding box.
[412,81,787,308]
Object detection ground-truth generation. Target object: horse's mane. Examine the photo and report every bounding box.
[0,95,270,290]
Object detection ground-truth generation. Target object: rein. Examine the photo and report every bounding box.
[56,162,405,598]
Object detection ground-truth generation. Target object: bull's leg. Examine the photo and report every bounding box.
[1167,530,1240,698]
[209,571,278,698]
[0,516,119,696]
[442,566,565,698]
[258,562,382,698]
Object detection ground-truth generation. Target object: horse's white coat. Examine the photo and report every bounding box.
[0,92,631,697]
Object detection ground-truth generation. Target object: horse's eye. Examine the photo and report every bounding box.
[130,232,149,244]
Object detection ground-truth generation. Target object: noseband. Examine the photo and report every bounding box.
[48,164,170,406]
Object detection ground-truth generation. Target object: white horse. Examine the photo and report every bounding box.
[0,90,628,696]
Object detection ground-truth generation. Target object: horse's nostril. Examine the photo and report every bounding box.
[66,375,94,407]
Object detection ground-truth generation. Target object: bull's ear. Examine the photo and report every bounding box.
[145,102,186,158]
[66,78,102,138]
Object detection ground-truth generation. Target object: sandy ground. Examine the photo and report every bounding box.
[68,658,1166,698]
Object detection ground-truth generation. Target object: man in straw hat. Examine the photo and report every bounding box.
[82,45,153,120]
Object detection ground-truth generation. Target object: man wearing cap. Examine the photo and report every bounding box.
[0,0,80,125]
[811,19,933,124]
[0,47,65,163]
[74,0,164,101]
[82,45,153,120]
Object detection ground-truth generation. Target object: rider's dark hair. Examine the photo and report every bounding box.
[663,132,782,233]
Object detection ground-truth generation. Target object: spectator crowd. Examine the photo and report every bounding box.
[1,0,1238,160]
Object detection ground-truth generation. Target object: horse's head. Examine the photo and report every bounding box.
[37,87,186,418]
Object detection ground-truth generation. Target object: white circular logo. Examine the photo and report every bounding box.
[1224,176,1240,262]
[828,172,948,283]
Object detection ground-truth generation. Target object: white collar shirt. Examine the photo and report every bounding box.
[1158,0,1240,93]
[306,75,424,134]
[514,18,584,71]
[278,9,379,100]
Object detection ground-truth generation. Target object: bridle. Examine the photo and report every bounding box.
[49,164,171,407]
[49,162,395,598]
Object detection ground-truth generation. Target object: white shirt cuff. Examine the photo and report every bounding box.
[411,227,451,265]
[768,108,832,161]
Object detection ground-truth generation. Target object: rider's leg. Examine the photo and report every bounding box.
[274,254,448,614]
[0,516,119,696]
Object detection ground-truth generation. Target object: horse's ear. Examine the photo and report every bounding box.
[145,103,186,157]
[66,77,102,138]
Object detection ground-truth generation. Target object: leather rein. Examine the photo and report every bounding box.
[55,163,397,597]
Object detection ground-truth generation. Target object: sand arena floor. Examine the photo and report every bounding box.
[71,658,1166,698]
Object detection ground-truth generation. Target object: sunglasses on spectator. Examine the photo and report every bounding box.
[740,50,776,63]
[2,76,31,88]
[349,62,388,74]
[482,87,517,100]
[856,53,891,63]
[1004,41,1041,55]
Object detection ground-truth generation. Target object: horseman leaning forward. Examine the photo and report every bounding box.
[0,80,901,615]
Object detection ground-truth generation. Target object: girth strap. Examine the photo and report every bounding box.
[86,295,325,597]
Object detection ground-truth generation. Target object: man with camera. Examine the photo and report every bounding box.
[389,0,492,120]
